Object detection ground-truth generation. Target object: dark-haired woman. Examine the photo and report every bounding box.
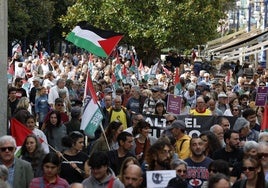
[200,131,222,158]
[60,131,88,184]
[132,119,157,164]
[232,156,265,188]
[21,134,46,177]
[29,152,69,188]
[90,121,123,155]
[43,110,67,152]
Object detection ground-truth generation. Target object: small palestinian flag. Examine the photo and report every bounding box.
[66,21,123,57]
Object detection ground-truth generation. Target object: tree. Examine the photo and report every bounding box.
[8,0,75,56]
[60,0,235,64]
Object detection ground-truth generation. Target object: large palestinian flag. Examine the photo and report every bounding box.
[66,21,123,57]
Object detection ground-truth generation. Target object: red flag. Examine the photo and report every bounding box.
[84,71,98,103]
[174,67,180,85]
[261,104,268,131]
[10,118,32,146]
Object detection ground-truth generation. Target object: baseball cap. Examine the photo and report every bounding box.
[233,117,250,131]
[167,120,186,130]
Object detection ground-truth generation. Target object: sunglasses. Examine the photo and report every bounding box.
[0,147,14,152]
[258,153,268,159]
[209,169,218,173]
[56,104,64,106]
[242,166,256,171]
[232,109,239,111]
[177,169,187,174]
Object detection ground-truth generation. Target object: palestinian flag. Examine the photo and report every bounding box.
[66,21,123,57]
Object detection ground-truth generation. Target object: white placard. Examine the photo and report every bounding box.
[146,170,176,188]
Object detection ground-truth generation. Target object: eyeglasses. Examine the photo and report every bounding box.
[208,169,218,173]
[166,119,175,124]
[242,166,256,171]
[0,147,14,152]
[177,169,187,174]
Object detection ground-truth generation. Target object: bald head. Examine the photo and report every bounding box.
[123,164,143,188]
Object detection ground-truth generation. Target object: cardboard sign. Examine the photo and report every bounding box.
[146,170,176,188]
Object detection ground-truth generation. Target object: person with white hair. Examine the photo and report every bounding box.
[0,135,33,188]
[258,132,268,142]
[183,84,196,108]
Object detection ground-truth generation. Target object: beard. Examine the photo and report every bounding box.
[157,158,171,169]
[125,185,135,188]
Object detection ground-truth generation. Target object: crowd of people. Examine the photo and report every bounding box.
[4,48,268,188]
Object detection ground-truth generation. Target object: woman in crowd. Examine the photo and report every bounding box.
[243,141,259,157]
[223,97,240,116]
[25,115,49,153]
[154,101,166,117]
[180,96,191,115]
[132,119,157,164]
[232,156,265,188]
[170,159,192,188]
[60,131,88,184]
[43,110,67,152]
[13,96,31,124]
[21,134,46,177]
[35,86,50,128]
[199,131,222,158]
[90,121,123,155]
[29,152,69,188]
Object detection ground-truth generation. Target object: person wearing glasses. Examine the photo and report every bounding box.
[0,135,33,188]
[170,159,192,188]
[258,142,268,184]
[232,156,265,188]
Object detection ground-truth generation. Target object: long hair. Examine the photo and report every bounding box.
[104,121,122,144]
[61,131,84,148]
[243,156,265,188]
[21,134,45,174]
[45,110,62,139]
[199,131,222,158]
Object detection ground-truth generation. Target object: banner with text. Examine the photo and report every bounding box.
[144,114,238,138]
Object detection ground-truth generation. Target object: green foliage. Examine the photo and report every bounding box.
[60,0,235,62]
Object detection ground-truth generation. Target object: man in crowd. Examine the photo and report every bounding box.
[122,164,143,188]
[218,117,230,133]
[184,137,213,188]
[14,77,27,99]
[258,141,268,182]
[122,83,132,107]
[126,85,146,115]
[190,96,212,115]
[210,124,225,147]
[168,120,191,159]
[48,78,69,108]
[107,132,135,176]
[108,95,131,130]
[0,135,33,188]
[212,130,244,184]
[143,86,163,115]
